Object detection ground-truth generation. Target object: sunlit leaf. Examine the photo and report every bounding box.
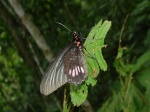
[84,20,111,84]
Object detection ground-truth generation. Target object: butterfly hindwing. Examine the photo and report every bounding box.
[63,44,88,85]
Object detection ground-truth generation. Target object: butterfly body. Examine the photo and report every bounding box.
[40,31,88,95]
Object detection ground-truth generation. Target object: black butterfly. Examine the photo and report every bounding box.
[40,30,88,95]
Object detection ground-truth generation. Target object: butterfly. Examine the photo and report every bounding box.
[40,28,88,96]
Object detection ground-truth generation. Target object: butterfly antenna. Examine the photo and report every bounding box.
[56,22,72,32]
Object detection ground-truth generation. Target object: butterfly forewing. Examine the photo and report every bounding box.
[40,43,72,95]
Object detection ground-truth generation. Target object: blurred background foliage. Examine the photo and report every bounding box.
[0,0,150,112]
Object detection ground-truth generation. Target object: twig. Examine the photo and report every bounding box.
[119,14,129,47]
[8,0,54,62]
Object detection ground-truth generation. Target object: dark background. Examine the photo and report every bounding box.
[0,0,150,112]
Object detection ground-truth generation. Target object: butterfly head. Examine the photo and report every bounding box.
[72,31,83,50]
[73,31,79,40]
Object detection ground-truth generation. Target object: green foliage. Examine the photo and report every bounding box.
[0,0,150,112]
[0,31,35,111]
[84,20,111,83]
[85,75,97,86]
[97,14,150,112]
[114,47,127,77]
[70,84,88,106]
[99,48,150,112]
[0,27,42,112]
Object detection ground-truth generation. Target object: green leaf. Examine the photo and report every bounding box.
[85,75,97,86]
[114,57,127,76]
[70,84,88,106]
[84,20,111,81]
[114,46,127,76]
[116,47,126,59]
